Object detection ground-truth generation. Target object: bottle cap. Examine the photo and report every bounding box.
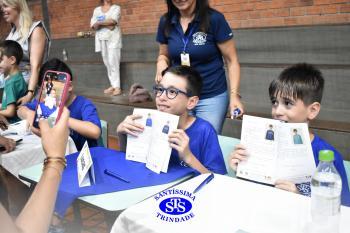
[318,150,334,162]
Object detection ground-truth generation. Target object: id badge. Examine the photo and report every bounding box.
[181,53,191,66]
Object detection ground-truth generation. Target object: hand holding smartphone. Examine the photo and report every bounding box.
[32,70,71,128]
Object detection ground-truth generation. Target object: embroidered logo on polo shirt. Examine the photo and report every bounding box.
[192,32,207,46]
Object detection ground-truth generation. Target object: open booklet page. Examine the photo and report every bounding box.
[237,115,316,185]
[126,108,179,173]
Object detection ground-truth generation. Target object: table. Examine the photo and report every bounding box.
[19,162,191,211]
[19,155,193,229]
[112,174,350,233]
[1,133,77,179]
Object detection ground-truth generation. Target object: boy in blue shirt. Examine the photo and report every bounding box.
[17,58,101,151]
[0,40,27,123]
[229,63,349,201]
[117,65,227,175]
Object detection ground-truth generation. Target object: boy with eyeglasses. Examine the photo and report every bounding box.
[117,66,227,174]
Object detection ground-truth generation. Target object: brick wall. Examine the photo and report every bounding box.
[0,0,349,39]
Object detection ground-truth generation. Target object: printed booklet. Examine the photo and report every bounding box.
[236,115,316,185]
[126,108,179,173]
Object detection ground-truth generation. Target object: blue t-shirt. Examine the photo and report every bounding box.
[156,10,233,99]
[169,117,227,175]
[26,96,101,151]
[296,134,350,204]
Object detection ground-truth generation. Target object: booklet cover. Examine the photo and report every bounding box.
[126,108,179,174]
[236,115,316,185]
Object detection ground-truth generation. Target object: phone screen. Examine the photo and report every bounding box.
[32,70,70,128]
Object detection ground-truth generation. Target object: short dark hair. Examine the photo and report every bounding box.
[269,63,324,105]
[161,65,202,97]
[38,58,73,87]
[0,40,23,65]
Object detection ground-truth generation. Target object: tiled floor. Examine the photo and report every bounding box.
[63,204,110,233]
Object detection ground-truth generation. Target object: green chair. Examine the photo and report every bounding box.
[218,135,240,177]
[344,160,350,188]
[97,119,108,147]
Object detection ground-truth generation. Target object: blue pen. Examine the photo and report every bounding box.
[193,173,214,193]
[104,169,130,183]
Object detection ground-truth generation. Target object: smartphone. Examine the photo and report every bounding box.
[32,70,71,128]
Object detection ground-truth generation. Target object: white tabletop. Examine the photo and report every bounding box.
[112,174,350,233]
[1,133,77,179]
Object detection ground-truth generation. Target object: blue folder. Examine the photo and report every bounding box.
[54,147,194,217]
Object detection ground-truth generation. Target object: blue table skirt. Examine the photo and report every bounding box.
[55,147,194,217]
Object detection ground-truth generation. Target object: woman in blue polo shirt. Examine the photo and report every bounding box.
[156,0,244,133]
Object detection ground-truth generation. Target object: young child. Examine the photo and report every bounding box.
[17,58,102,151]
[0,40,27,123]
[229,63,349,199]
[117,66,227,175]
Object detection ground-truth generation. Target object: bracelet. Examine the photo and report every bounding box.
[44,158,67,168]
[44,157,67,168]
[230,89,242,98]
[27,89,35,95]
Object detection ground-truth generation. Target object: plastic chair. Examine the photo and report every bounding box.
[97,119,108,147]
[218,135,240,177]
[344,160,350,188]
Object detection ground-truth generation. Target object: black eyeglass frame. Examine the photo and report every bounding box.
[152,85,192,99]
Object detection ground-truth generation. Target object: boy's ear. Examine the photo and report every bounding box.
[68,81,74,92]
[186,96,199,111]
[307,102,321,121]
[9,55,17,65]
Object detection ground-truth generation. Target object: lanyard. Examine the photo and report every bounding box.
[181,25,196,53]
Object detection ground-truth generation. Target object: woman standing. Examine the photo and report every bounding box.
[156,0,244,133]
[1,0,50,105]
[91,0,122,96]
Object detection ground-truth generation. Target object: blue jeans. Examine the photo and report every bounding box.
[190,91,229,134]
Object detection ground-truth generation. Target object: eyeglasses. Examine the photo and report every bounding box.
[153,85,191,99]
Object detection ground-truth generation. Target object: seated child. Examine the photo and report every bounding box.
[17,58,101,151]
[229,63,349,199]
[117,65,227,175]
[0,40,27,123]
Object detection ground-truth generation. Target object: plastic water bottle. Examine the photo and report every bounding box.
[310,150,342,233]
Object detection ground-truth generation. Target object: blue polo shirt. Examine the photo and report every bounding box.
[169,117,227,175]
[156,10,233,99]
